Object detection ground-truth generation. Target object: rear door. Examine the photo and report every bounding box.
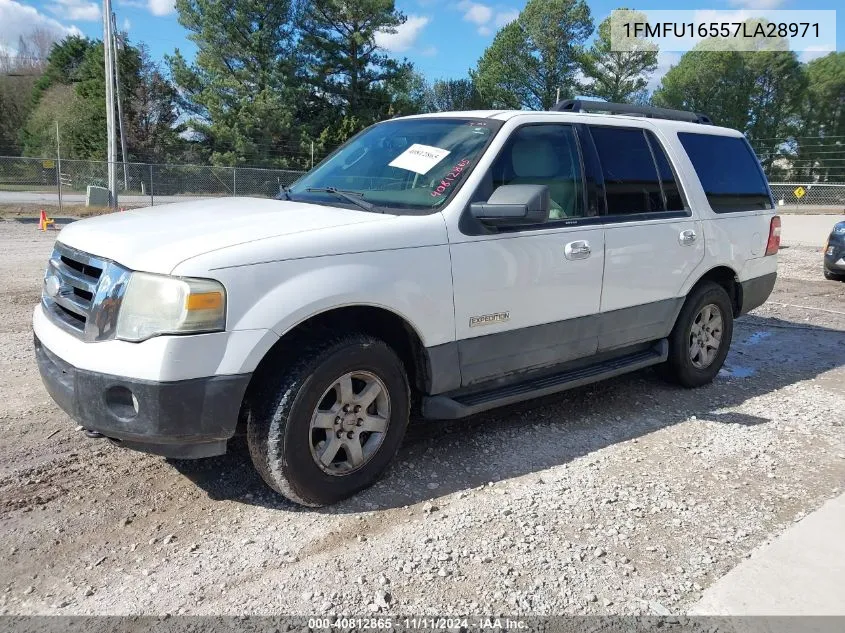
[586,124,705,350]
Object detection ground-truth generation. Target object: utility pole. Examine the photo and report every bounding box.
[111,12,129,193]
[310,141,314,169]
[102,0,118,208]
[56,121,63,214]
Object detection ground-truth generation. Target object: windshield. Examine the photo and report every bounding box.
[287,118,502,213]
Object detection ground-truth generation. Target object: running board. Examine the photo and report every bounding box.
[422,339,668,420]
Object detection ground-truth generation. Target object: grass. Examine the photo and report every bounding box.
[0,203,143,220]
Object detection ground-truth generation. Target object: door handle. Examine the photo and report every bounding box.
[565,240,591,260]
[679,230,697,246]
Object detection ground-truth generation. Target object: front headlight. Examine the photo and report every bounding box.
[116,272,226,342]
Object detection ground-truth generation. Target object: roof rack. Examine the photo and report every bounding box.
[551,99,713,125]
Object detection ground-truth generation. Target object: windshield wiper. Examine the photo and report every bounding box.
[305,187,380,213]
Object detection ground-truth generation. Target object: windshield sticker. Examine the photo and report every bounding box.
[388,144,451,175]
[431,158,471,198]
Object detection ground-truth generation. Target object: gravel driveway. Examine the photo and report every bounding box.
[1,219,843,616]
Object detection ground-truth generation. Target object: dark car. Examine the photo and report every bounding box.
[824,220,845,281]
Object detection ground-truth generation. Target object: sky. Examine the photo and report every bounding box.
[1,0,842,92]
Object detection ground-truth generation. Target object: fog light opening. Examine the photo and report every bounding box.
[105,385,139,419]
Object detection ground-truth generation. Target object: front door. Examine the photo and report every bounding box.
[449,123,605,387]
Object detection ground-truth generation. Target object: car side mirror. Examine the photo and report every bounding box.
[470,184,550,227]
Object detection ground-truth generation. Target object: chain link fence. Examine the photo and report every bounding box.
[769,183,845,212]
[0,156,305,207]
[1,156,844,213]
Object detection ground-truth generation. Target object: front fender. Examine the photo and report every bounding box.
[206,246,456,364]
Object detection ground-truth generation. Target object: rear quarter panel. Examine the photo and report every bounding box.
[651,122,777,293]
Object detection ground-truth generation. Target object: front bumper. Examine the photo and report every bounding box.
[824,249,845,272]
[35,336,251,458]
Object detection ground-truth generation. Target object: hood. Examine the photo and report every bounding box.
[56,197,389,273]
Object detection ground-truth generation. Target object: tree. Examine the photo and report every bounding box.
[473,0,593,110]
[424,78,486,112]
[580,9,657,104]
[21,37,110,158]
[743,51,805,173]
[0,28,60,155]
[795,52,845,182]
[125,46,185,162]
[297,0,411,125]
[168,0,301,166]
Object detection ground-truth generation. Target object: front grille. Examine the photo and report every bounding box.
[42,243,131,341]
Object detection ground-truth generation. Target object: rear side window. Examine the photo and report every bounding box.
[589,126,685,216]
[678,132,773,213]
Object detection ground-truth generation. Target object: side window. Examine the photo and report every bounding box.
[589,126,664,215]
[645,131,685,211]
[678,132,773,213]
[490,124,584,219]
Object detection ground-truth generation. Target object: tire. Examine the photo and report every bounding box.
[661,282,734,388]
[246,333,410,507]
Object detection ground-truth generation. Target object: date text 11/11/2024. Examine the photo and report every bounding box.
[307,617,528,630]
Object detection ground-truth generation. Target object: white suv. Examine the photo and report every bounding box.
[34,101,780,506]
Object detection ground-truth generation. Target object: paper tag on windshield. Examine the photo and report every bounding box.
[388,144,450,175]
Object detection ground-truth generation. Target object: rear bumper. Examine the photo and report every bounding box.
[35,335,251,458]
[739,272,777,315]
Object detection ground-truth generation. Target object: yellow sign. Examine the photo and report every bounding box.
[794,186,806,199]
[42,160,55,169]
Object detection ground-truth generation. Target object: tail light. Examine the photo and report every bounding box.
[765,216,781,256]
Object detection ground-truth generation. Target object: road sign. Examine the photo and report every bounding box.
[42,160,55,169]
[794,186,806,199]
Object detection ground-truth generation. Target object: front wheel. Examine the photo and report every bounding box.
[246,334,410,506]
[661,282,734,388]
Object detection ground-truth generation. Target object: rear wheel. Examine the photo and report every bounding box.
[246,334,410,506]
[662,282,734,388]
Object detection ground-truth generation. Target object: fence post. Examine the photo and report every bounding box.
[149,164,155,207]
[233,167,236,196]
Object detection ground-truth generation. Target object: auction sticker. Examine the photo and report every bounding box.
[389,144,450,174]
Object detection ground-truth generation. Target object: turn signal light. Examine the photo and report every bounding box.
[765,216,781,256]
[185,291,224,311]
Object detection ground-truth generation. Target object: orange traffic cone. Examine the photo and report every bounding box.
[39,209,55,232]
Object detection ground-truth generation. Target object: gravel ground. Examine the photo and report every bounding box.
[0,219,843,617]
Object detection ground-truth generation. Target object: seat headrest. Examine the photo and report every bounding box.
[511,138,560,179]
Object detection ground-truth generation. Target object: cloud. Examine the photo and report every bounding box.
[728,0,786,8]
[460,1,493,26]
[0,0,81,49]
[457,2,519,35]
[48,0,100,21]
[420,45,438,57]
[374,15,430,53]
[799,48,829,63]
[148,0,175,16]
[122,17,131,31]
[647,51,681,91]
[494,8,519,26]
